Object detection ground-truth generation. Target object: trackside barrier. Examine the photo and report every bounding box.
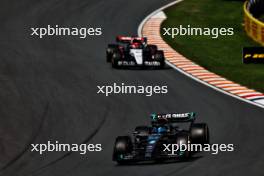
[244,1,264,45]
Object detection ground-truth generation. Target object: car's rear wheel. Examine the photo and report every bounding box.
[111,52,121,68]
[146,45,158,54]
[113,136,133,164]
[190,123,210,144]
[106,44,119,62]
[154,50,165,68]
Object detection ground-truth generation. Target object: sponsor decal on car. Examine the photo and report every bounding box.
[144,61,161,66]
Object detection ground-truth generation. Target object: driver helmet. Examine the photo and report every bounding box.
[131,43,141,49]
[131,39,142,49]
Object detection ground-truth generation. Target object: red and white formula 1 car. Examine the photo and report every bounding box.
[106,36,165,69]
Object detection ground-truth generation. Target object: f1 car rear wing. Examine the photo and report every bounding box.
[116,36,147,43]
[151,112,196,123]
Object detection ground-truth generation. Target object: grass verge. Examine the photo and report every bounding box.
[161,0,264,92]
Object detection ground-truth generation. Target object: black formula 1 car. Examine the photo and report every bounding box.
[106,36,165,68]
[113,112,209,164]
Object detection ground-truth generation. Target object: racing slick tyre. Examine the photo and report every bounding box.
[106,44,119,62]
[176,133,190,159]
[113,136,133,164]
[154,50,165,68]
[190,123,210,145]
[111,52,121,69]
[146,45,158,54]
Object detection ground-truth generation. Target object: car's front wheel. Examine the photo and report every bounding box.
[190,123,210,144]
[176,133,191,159]
[113,136,133,164]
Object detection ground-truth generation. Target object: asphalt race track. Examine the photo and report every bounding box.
[0,0,264,176]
